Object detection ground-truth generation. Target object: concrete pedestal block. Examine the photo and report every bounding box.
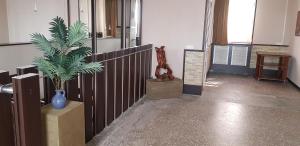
[41,101,85,146]
[146,78,183,99]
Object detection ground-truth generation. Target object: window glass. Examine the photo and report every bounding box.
[227,0,256,43]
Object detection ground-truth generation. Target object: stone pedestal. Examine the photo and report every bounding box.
[41,101,85,146]
[146,78,183,99]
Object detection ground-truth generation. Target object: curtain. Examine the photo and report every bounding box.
[105,0,118,37]
[213,0,229,45]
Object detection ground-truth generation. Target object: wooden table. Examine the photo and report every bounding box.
[255,51,291,82]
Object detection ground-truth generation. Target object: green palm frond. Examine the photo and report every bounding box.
[50,17,68,49]
[68,21,88,47]
[79,62,103,74]
[47,51,62,65]
[56,65,73,83]
[33,57,57,79]
[31,17,103,90]
[67,47,92,58]
[31,33,57,56]
[66,55,86,69]
[66,55,102,75]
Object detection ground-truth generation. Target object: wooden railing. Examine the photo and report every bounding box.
[0,71,42,146]
[81,44,153,141]
[0,44,153,145]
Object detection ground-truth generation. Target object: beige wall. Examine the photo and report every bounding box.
[142,0,206,79]
[253,0,289,45]
[6,0,68,43]
[0,0,69,73]
[285,0,300,86]
[0,0,9,43]
[0,44,42,74]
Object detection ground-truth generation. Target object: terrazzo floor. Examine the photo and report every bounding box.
[88,74,300,146]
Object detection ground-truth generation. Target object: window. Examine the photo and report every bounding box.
[227,0,256,43]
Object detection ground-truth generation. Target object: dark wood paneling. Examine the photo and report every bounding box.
[149,46,152,78]
[0,71,15,146]
[95,54,106,133]
[135,47,141,101]
[0,71,10,84]
[145,48,149,81]
[123,49,130,111]
[12,74,42,146]
[15,65,50,105]
[43,78,55,104]
[140,47,146,97]
[16,65,38,75]
[129,48,136,106]
[115,50,123,118]
[0,97,15,146]
[80,72,94,142]
[80,44,153,140]
[106,52,115,125]
[66,78,80,101]
[79,56,95,142]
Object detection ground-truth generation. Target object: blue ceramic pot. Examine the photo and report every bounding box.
[51,90,67,109]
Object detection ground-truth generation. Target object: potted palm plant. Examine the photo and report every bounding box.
[31,17,102,109]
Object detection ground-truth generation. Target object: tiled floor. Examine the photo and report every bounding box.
[88,74,300,146]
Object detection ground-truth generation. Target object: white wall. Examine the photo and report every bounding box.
[0,0,69,73]
[86,38,122,53]
[285,0,300,86]
[69,0,80,24]
[0,44,42,74]
[0,0,9,44]
[253,0,289,45]
[0,38,122,74]
[142,0,206,79]
[6,0,68,43]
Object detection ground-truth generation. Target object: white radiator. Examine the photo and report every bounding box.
[231,46,248,66]
[213,45,229,65]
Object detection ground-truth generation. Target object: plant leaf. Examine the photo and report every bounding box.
[32,17,103,89]
[33,57,57,79]
[50,17,68,49]
[68,21,88,47]
[31,33,57,56]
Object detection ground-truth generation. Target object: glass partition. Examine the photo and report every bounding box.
[80,0,122,53]
[125,0,142,48]
[79,0,142,52]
